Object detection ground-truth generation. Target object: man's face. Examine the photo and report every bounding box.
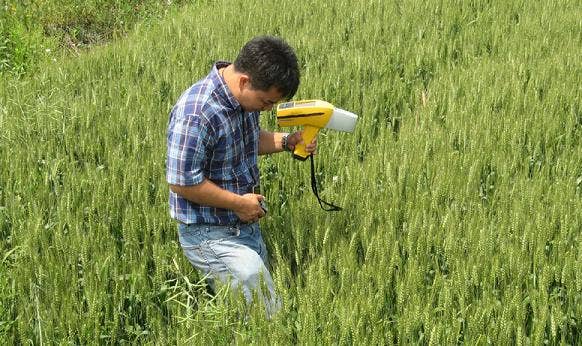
[239,81,284,112]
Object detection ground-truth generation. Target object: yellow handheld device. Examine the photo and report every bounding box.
[276,100,358,160]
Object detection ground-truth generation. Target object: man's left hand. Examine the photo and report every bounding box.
[286,131,317,154]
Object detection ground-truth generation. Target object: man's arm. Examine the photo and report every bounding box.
[258,130,288,155]
[170,179,265,223]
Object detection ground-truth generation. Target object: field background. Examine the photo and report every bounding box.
[1,0,581,344]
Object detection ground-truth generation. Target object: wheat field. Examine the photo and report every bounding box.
[1,0,581,344]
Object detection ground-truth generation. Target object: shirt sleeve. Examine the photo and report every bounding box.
[166,112,216,186]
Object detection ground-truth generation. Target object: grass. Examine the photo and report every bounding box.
[1,0,581,344]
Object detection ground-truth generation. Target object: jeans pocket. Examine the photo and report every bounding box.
[203,225,240,243]
[178,225,205,249]
[179,224,240,249]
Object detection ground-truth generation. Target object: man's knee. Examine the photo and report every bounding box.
[232,250,268,287]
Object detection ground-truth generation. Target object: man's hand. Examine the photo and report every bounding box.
[287,131,317,154]
[170,180,266,223]
[234,193,266,223]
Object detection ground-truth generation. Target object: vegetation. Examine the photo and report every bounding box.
[1,0,581,344]
[1,0,186,75]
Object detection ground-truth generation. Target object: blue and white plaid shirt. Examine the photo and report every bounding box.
[166,62,260,225]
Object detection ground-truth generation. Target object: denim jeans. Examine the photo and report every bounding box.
[178,222,280,316]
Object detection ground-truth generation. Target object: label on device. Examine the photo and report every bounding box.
[278,101,295,109]
[278,100,318,109]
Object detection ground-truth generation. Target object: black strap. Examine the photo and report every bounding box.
[310,155,342,211]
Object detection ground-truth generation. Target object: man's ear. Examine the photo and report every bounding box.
[238,74,251,92]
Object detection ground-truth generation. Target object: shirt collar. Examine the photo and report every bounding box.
[212,61,242,112]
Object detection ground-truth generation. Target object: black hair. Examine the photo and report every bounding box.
[233,36,300,99]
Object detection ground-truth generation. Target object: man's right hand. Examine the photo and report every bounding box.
[235,193,266,223]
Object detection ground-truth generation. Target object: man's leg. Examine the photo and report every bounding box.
[178,223,279,315]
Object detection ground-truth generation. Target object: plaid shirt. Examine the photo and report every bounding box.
[166,62,260,225]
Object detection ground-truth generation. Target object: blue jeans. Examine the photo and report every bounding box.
[178,222,280,315]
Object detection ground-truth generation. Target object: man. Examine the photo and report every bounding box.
[166,36,316,314]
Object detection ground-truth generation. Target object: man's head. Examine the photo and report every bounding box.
[232,36,300,112]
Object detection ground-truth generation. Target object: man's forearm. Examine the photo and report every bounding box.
[258,130,288,155]
[169,179,243,211]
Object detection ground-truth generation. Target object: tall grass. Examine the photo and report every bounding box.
[1,0,581,343]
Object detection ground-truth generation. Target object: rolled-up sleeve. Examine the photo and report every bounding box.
[166,111,215,186]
